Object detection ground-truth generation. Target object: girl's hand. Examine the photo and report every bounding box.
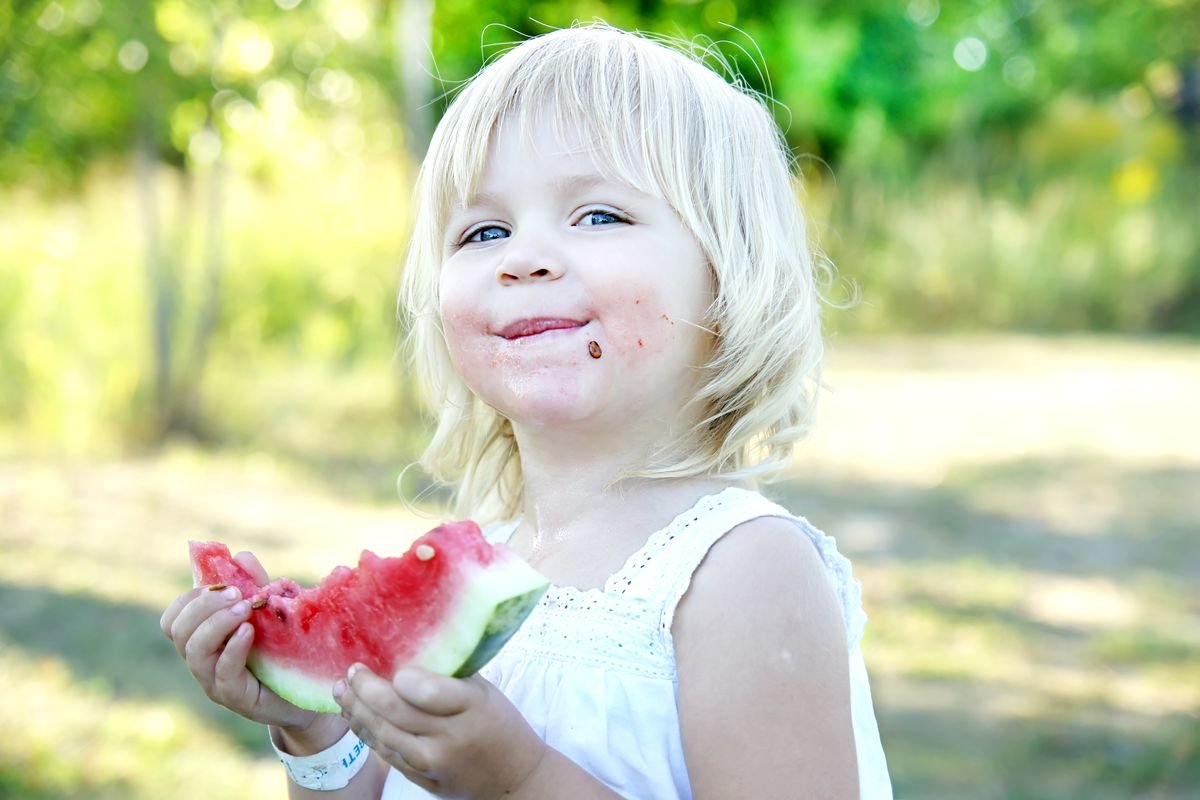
[159,550,321,732]
[336,665,546,799]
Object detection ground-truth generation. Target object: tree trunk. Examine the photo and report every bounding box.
[176,134,226,437]
[134,119,175,439]
[393,0,434,158]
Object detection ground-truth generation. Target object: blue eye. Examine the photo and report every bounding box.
[465,225,509,243]
[577,209,625,227]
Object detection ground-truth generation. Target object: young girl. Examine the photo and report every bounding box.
[162,23,892,799]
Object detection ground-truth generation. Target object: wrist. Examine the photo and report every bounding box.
[506,746,621,800]
[269,722,370,792]
[506,740,550,798]
[273,713,350,756]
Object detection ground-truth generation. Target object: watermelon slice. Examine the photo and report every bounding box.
[188,521,548,713]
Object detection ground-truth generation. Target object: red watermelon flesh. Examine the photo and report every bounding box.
[189,520,548,713]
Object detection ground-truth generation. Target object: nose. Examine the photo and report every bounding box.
[496,232,565,284]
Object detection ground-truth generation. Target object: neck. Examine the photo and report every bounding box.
[508,420,740,558]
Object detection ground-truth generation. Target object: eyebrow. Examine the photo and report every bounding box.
[463,173,614,212]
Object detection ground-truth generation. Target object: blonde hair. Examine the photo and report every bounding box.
[400,22,830,522]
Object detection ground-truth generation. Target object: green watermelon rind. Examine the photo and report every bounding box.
[451,590,544,677]
[248,649,340,715]
[248,553,549,714]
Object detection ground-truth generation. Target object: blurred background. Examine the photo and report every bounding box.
[1,0,1197,797]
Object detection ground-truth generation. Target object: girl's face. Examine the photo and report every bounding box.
[438,112,713,436]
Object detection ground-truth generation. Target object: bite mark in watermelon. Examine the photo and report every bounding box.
[188,520,548,713]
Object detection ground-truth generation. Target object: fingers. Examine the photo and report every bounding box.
[210,618,312,726]
[337,667,438,778]
[212,620,256,698]
[340,666,439,736]
[160,582,198,638]
[160,586,204,639]
[168,585,243,658]
[391,667,476,716]
[183,596,251,682]
[162,579,319,728]
[337,666,536,797]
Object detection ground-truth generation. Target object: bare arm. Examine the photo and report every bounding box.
[504,747,625,800]
[674,517,860,799]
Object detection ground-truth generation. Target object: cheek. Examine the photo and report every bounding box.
[440,309,477,358]
[438,289,490,374]
[590,281,708,365]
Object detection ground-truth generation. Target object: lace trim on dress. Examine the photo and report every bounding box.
[482,487,868,676]
[492,590,678,678]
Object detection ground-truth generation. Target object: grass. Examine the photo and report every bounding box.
[0,449,439,800]
[774,336,1200,798]
[2,335,1198,798]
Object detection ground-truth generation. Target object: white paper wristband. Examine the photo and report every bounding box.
[270,725,371,791]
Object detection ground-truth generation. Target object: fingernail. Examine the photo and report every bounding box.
[347,663,361,680]
[333,680,345,699]
[231,600,249,616]
[222,586,240,601]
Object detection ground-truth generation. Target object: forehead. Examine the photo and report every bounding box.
[472,113,620,190]
[445,104,663,213]
[495,111,595,168]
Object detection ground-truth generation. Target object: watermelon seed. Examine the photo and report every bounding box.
[207,584,227,592]
[416,544,436,561]
[588,340,602,359]
[251,598,267,610]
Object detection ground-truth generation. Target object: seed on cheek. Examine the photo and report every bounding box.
[588,341,603,359]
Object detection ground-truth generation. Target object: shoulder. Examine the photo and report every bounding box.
[674,514,843,638]
[672,515,859,796]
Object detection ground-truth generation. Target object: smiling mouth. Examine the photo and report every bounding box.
[497,318,588,340]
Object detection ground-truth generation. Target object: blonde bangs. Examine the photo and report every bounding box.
[400,23,830,522]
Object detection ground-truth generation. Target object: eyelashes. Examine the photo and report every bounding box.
[461,224,509,244]
[576,209,625,227]
[455,207,630,247]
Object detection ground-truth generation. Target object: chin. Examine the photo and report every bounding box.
[476,372,607,428]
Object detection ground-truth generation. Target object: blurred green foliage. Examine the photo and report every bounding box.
[0,0,1198,453]
[5,0,1197,178]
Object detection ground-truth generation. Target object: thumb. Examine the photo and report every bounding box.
[233,550,270,585]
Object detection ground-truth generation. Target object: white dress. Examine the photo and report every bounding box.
[381,487,893,799]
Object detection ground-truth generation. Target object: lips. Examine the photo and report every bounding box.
[496,317,588,340]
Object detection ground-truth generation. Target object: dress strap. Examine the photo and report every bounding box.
[616,487,867,652]
[479,489,868,651]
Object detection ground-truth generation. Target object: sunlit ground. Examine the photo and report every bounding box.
[1,335,1197,798]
